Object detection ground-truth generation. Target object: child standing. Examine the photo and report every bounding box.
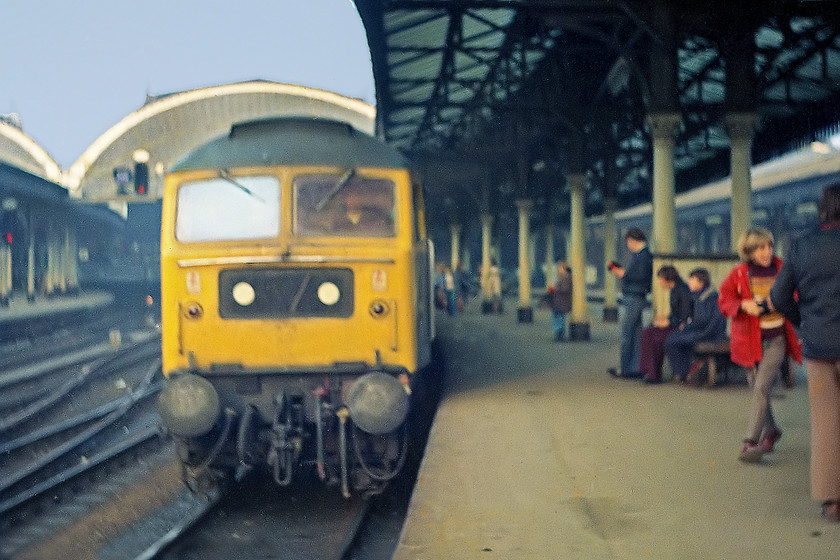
[549,261,572,341]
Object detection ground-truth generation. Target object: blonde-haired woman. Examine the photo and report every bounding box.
[718,227,802,462]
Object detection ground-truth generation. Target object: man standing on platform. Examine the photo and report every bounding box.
[607,227,653,378]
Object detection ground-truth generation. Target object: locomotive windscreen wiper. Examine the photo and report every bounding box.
[315,168,356,211]
[219,169,264,202]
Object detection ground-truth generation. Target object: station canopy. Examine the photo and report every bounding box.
[354,0,840,220]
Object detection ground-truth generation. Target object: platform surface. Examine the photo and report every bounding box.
[0,290,113,326]
[394,301,839,559]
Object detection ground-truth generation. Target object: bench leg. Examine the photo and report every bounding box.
[717,356,729,385]
[706,356,717,388]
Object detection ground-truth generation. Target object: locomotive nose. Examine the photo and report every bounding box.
[345,372,409,435]
[158,373,221,437]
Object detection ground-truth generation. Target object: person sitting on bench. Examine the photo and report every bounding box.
[637,265,693,383]
[664,268,727,382]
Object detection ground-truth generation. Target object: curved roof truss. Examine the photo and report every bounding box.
[356,0,840,221]
[63,81,376,201]
[0,121,62,183]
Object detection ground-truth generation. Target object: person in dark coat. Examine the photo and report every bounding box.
[664,268,727,382]
[770,183,840,522]
[548,261,572,341]
[638,265,693,383]
[608,227,653,378]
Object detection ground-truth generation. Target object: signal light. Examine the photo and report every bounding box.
[134,162,149,195]
[3,232,10,244]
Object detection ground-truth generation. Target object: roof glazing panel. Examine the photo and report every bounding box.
[356,0,840,214]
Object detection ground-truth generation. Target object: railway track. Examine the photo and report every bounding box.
[0,305,149,358]
[0,334,375,560]
[0,332,167,559]
[0,328,444,559]
[154,475,371,560]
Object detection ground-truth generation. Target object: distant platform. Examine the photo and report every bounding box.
[0,290,114,325]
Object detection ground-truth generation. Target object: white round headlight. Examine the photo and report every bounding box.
[317,281,340,305]
[232,282,255,306]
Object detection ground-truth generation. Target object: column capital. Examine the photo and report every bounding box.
[566,173,588,191]
[515,198,534,211]
[724,112,759,140]
[480,212,493,226]
[646,112,682,140]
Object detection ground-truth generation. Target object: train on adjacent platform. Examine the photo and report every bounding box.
[156,116,434,497]
[585,146,840,286]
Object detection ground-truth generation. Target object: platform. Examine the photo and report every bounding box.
[394,301,839,559]
[0,290,114,326]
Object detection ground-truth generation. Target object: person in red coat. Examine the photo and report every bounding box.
[718,227,802,463]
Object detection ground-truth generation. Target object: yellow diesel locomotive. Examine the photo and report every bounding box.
[157,116,434,496]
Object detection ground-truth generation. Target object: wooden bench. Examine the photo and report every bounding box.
[692,339,732,387]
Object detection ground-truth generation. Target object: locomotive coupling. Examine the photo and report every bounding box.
[158,373,222,437]
[344,371,409,435]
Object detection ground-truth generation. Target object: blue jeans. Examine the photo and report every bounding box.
[620,294,647,375]
[551,311,567,340]
[446,290,457,315]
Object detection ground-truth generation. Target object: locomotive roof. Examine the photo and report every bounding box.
[171,117,409,172]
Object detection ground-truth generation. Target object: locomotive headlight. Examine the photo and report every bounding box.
[158,373,221,438]
[344,372,409,435]
[232,282,256,306]
[317,281,340,305]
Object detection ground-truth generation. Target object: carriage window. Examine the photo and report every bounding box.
[294,174,396,237]
[175,175,280,242]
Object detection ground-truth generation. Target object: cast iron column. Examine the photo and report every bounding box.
[449,222,461,270]
[480,212,494,312]
[544,222,555,289]
[602,196,619,321]
[648,113,680,255]
[568,173,590,340]
[726,112,757,252]
[648,112,680,317]
[516,198,533,322]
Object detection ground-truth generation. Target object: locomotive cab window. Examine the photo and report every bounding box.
[175,174,280,242]
[294,173,396,237]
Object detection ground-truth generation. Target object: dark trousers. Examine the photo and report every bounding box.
[664,330,698,379]
[620,294,647,375]
[639,325,675,380]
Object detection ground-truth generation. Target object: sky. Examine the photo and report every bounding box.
[0,0,376,169]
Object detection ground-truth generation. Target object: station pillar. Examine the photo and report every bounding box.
[602,196,619,322]
[0,241,10,306]
[26,214,35,302]
[479,213,494,312]
[648,112,680,255]
[449,222,461,270]
[516,198,533,323]
[63,227,79,293]
[44,228,56,297]
[648,112,680,317]
[544,222,555,289]
[58,227,68,294]
[568,173,590,340]
[726,112,758,252]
